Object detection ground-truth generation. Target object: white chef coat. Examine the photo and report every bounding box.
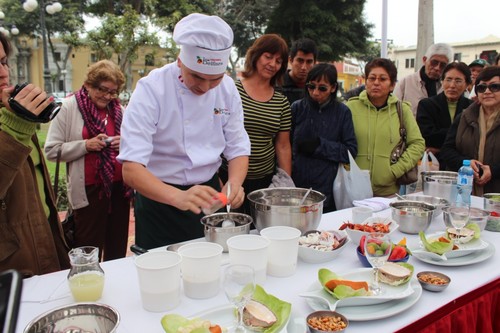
[118,63,250,186]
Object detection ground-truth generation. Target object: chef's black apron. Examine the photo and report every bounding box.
[134,173,221,249]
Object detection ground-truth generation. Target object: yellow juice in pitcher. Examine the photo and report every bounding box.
[68,271,105,301]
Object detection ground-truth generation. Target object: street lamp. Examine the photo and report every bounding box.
[22,0,62,93]
[0,11,20,37]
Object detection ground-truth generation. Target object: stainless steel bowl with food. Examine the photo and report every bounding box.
[390,201,436,234]
[306,310,349,332]
[247,187,325,234]
[200,212,252,252]
[24,303,120,333]
[417,271,451,292]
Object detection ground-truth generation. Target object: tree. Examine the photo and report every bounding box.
[266,0,373,61]
[85,5,160,89]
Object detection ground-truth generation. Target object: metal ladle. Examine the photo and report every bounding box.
[221,183,235,228]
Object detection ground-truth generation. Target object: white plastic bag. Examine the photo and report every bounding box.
[333,151,373,210]
[407,151,440,193]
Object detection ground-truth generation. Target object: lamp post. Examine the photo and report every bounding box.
[22,0,62,94]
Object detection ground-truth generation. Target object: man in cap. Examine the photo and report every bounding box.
[394,43,454,117]
[466,59,488,100]
[118,13,250,249]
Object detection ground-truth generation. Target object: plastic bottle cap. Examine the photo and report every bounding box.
[463,160,471,166]
[216,192,228,205]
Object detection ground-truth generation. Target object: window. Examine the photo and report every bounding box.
[145,54,155,67]
[54,52,61,62]
[480,50,497,64]
[405,58,415,69]
[90,54,98,63]
[454,53,462,62]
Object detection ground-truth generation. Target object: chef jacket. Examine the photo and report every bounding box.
[118,63,250,185]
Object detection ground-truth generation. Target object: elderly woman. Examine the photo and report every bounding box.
[291,63,357,212]
[45,60,131,261]
[346,58,425,197]
[416,62,473,169]
[441,66,500,195]
[219,34,291,214]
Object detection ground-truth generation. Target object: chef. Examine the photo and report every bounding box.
[118,13,250,249]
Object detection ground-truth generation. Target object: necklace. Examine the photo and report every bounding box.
[103,110,109,126]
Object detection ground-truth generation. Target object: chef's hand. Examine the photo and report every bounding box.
[222,182,245,209]
[171,185,219,214]
[85,133,107,152]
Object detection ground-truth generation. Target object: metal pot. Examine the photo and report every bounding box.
[200,212,252,252]
[421,171,458,203]
[390,200,436,234]
[247,187,325,234]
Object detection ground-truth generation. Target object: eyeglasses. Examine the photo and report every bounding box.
[429,59,448,69]
[306,83,329,92]
[443,77,465,85]
[476,83,500,94]
[95,85,118,98]
[366,76,390,83]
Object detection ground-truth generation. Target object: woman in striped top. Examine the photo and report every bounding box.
[220,34,292,214]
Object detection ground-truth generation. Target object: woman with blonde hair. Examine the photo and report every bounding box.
[45,60,131,261]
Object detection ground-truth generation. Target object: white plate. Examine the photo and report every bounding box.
[411,240,495,267]
[410,232,490,260]
[304,279,422,321]
[191,304,292,333]
[343,217,398,245]
[303,268,414,309]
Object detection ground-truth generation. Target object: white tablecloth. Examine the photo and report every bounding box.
[16,196,499,333]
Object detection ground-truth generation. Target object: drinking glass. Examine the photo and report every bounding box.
[364,232,392,295]
[223,264,255,333]
[448,202,470,243]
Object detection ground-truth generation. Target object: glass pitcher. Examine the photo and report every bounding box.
[67,246,105,302]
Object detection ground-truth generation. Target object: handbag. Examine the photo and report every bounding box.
[333,150,373,210]
[54,149,75,248]
[391,101,419,185]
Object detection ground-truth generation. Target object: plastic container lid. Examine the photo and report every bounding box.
[462,160,471,166]
[216,192,228,205]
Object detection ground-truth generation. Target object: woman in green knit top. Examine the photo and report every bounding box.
[0,32,69,277]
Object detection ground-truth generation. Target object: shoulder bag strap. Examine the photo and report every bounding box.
[54,148,62,198]
[396,101,407,140]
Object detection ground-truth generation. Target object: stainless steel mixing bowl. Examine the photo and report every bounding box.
[247,187,325,234]
[421,171,458,203]
[390,200,436,234]
[200,212,252,252]
[24,303,120,333]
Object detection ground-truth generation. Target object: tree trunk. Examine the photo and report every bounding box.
[415,0,434,71]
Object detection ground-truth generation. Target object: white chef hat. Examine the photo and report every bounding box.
[173,13,233,75]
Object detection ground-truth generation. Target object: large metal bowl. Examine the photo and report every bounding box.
[390,201,436,234]
[484,193,500,232]
[200,212,252,252]
[247,187,325,234]
[24,303,120,333]
[421,171,458,203]
[442,206,490,231]
[398,194,449,218]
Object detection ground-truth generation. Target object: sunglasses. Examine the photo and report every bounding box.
[429,59,447,69]
[306,83,329,92]
[476,83,500,94]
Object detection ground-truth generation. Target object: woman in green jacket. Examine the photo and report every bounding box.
[346,58,425,196]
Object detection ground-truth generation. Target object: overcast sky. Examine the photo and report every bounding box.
[363,0,499,47]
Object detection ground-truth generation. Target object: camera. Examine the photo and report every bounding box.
[103,137,113,147]
[8,82,61,123]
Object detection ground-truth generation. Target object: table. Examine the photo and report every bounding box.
[16,196,499,333]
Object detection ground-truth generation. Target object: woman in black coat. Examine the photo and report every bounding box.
[416,62,472,169]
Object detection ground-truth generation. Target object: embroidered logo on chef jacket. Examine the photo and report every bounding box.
[214,107,230,116]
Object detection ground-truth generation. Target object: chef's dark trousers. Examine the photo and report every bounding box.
[134,174,221,250]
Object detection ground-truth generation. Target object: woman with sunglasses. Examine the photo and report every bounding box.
[346,58,425,197]
[291,63,357,212]
[441,66,500,195]
[45,60,131,261]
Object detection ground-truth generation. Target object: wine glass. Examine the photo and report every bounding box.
[447,202,470,243]
[364,232,392,295]
[223,264,255,333]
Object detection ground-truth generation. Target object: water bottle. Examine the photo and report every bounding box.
[456,160,474,204]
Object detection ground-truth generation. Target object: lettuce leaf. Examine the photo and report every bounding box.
[250,284,292,333]
[161,314,211,333]
[318,268,370,299]
[419,231,454,255]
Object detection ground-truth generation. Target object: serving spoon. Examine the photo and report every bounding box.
[221,183,235,228]
[299,289,340,311]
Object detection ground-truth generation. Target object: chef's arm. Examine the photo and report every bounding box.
[122,161,218,214]
[224,155,249,209]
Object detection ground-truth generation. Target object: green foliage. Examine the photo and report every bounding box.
[266,0,373,61]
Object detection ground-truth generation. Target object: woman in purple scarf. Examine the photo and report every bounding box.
[45,60,131,261]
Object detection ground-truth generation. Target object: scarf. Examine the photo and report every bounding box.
[75,86,122,198]
[420,66,438,97]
